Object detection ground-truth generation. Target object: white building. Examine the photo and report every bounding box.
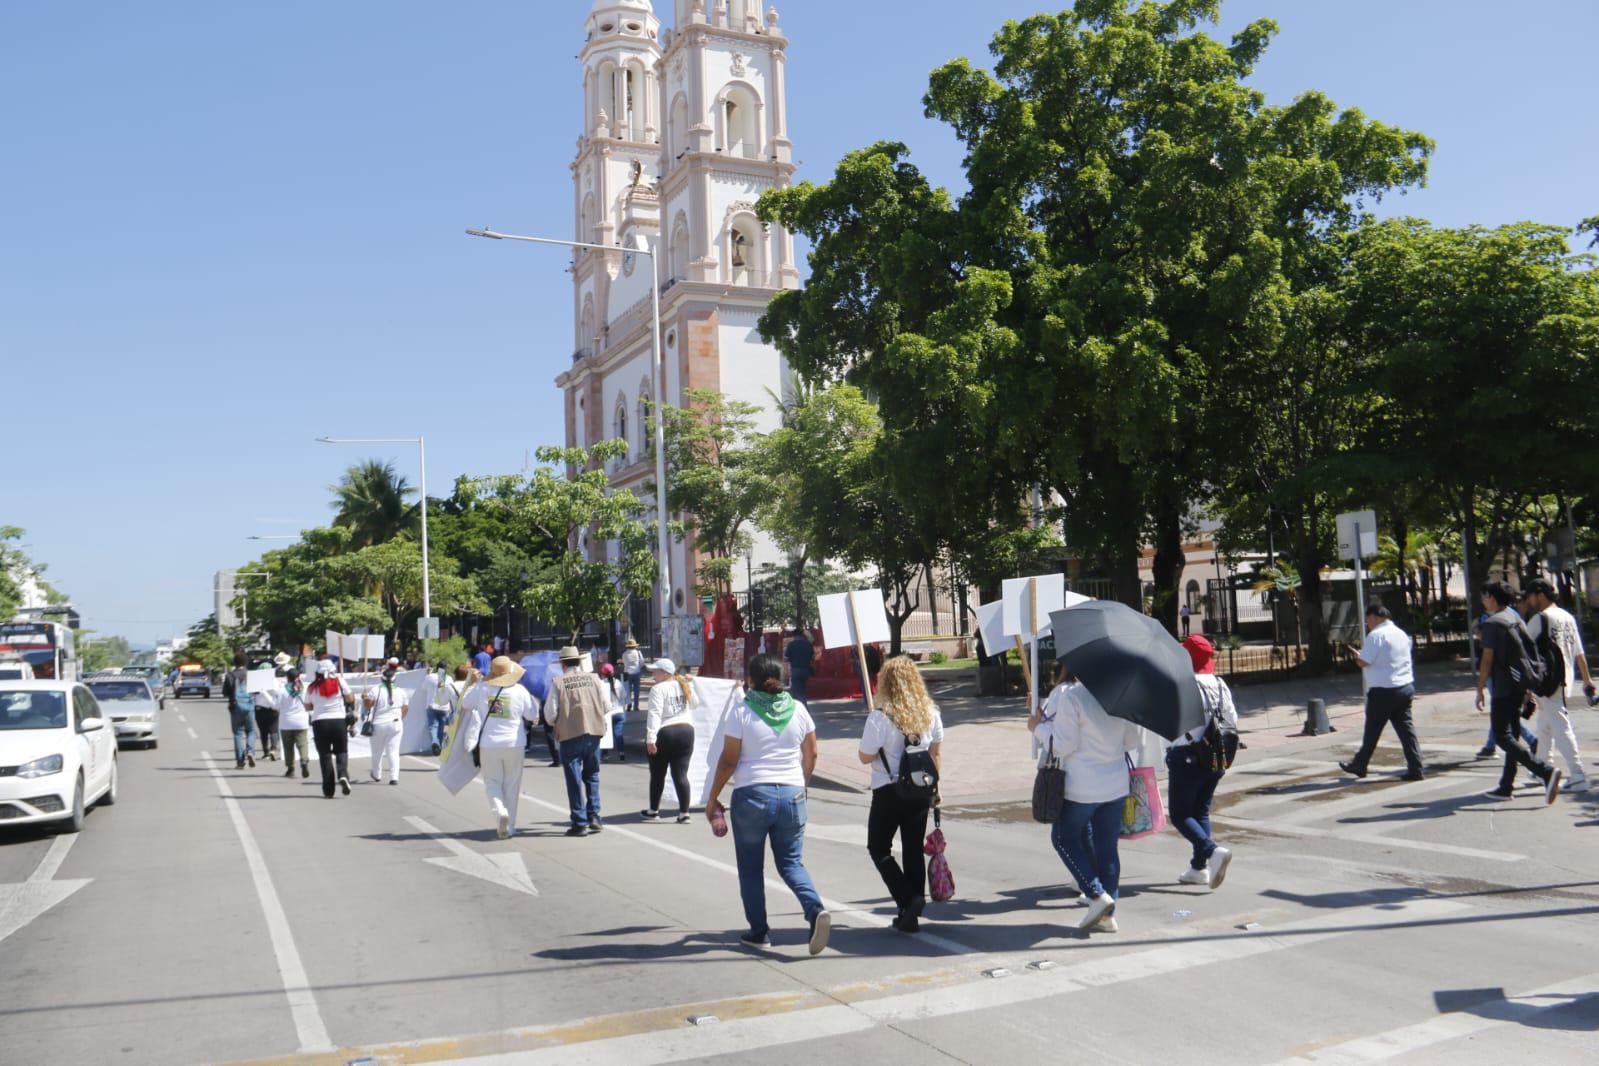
[556,0,800,640]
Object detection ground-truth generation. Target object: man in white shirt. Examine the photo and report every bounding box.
[1341,604,1424,781]
[1521,578,1592,791]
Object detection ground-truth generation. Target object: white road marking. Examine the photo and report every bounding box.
[186,726,199,739]
[0,835,91,947]
[449,898,1469,1065]
[1215,814,1525,863]
[177,713,187,723]
[1270,971,1599,1064]
[405,815,538,896]
[201,752,332,1053]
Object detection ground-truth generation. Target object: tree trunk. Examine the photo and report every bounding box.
[791,550,809,629]
[1461,487,1482,622]
[1298,545,1332,673]
[1151,498,1184,636]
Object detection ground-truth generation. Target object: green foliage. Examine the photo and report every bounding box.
[749,557,857,630]
[331,538,487,634]
[928,651,950,666]
[469,442,656,636]
[0,526,66,618]
[79,634,132,673]
[330,460,418,548]
[653,389,770,597]
[421,635,470,670]
[175,617,237,674]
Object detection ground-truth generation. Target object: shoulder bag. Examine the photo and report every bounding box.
[1031,736,1065,823]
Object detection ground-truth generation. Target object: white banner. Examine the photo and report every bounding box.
[817,589,891,650]
[690,676,746,807]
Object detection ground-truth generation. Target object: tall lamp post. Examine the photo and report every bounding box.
[465,226,674,637]
[316,436,431,621]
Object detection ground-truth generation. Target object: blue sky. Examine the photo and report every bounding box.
[3,1,1595,646]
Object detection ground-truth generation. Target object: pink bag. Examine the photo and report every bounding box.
[1120,760,1168,840]
[924,805,955,902]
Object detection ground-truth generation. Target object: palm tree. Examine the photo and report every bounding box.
[1370,530,1439,610]
[329,460,418,548]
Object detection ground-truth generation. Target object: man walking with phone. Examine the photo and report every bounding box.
[1477,582,1562,803]
[1340,604,1425,781]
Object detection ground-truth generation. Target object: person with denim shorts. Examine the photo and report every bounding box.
[705,653,831,954]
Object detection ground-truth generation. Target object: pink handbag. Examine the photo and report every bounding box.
[924,805,955,902]
[1120,758,1168,840]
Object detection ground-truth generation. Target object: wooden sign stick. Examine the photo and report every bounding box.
[1014,635,1033,703]
[848,590,876,711]
[1028,576,1039,715]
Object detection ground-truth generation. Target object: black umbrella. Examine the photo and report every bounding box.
[1048,601,1204,742]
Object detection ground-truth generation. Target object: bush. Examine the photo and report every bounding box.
[421,636,471,670]
[928,651,949,665]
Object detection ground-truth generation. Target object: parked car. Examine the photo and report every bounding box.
[173,664,210,699]
[86,677,162,749]
[0,681,119,832]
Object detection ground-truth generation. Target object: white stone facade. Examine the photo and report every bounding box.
[557,0,798,624]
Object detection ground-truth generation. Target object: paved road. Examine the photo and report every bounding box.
[2,688,1597,1065]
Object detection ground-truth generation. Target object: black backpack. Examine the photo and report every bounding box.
[1498,614,1549,696]
[1192,680,1240,773]
[880,733,939,803]
[1529,614,1567,700]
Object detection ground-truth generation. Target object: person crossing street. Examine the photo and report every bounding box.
[1477,582,1563,804]
[1340,604,1425,781]
[543,646,611,835]
[1521,578,1592,791]
[363,665,408,786]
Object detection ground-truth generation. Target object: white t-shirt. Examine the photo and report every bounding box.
[305,678,351,723]
[366,681,408,725]
[1175,674,1238,748]
[466,683,538,750]
[271,684,310,731]
[859,705,945,791]
[430,674,459,711]
[647,679,694,743]
[1033,683,1142,804]
[1528,605,1586,694]
[724,698,815,790]
[1359,621,1415,688]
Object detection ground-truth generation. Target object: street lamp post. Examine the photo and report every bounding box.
[316,436,431,620]
[466,226,674,637]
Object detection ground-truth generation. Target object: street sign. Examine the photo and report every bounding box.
[1336,510,1379,561]
[417,616,440,641]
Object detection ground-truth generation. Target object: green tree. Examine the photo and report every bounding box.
[470,442,656,637]
[332,539,487,650]
[79,634,132,673]
[654,389,770,597]
[330,460,418,548]
[175,616,236,673]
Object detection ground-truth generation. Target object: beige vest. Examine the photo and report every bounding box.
[549,671,611,742]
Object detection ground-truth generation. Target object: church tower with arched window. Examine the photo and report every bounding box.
[558,0,798,641]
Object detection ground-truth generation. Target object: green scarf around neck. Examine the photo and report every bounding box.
[746,690,796,735]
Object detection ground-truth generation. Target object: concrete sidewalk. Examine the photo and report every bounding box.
[805,660,1486,801]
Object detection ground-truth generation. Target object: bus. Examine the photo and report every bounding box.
[0,620,79,681]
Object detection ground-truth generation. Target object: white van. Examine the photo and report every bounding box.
[0,660,37,681]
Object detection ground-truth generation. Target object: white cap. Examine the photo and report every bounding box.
[645,658,676,675]
[316,660,337,675]
[386,657,400,666]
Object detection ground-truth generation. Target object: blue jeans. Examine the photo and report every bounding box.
[1051,797,1124,900]
[789,667,811,705]
[610,711,626,754]
[731,784,823,937]
[1167,748,1223,870]
[230,709,258,765]
[427,709,449,749]
[623,672,642,713]
[559,734,602,827]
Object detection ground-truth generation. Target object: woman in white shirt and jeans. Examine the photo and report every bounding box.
[856,656,944,933]
[705,654,831,954]
[1030,658,1143,933]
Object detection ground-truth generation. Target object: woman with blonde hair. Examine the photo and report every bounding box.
[642,658,696,822]
[856,654,944,933]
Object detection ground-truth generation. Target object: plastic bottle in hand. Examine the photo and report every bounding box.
[710,806,728,837]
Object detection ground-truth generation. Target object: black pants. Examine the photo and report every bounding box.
[867,785,931,909]
[1491,695,1551,791]
[311,719,349,798]
[647,724,695,813]
[1349,684,1423,774]
[255,707,279,755]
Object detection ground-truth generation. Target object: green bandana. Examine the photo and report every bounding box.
[746,690,796,735]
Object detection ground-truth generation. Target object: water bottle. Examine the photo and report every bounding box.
[710,806,728,837]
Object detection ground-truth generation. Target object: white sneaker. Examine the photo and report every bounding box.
[1074,891,1092,906]
[1099,916,1119,933]
[1544,769,1563,806]
[1179,868,1210,886]
[1564,775,1590,792]
[1079,892,1116,931]
[496,812,510,840]
[1207,847,1233,890]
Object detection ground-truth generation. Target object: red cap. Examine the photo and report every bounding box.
[1182,634,1216,674]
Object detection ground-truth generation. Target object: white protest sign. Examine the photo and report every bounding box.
[974,600,1008,659]
[1336,510,1379,562]
[1002,573,1066,638]
[325,630,344,657]
[363,634,385,661]
[817,590,891,650]
[691,676,746,806]
[245,669,277,695]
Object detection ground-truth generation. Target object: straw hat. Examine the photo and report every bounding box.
[272,652,292,668]
[625,637,639,649]
[558,646,583,663]
[484,655,526,688]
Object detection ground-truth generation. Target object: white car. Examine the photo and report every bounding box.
[86,677,163,749]
[0,681,119,832]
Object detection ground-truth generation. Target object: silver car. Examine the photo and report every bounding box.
[85,678,163,749]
